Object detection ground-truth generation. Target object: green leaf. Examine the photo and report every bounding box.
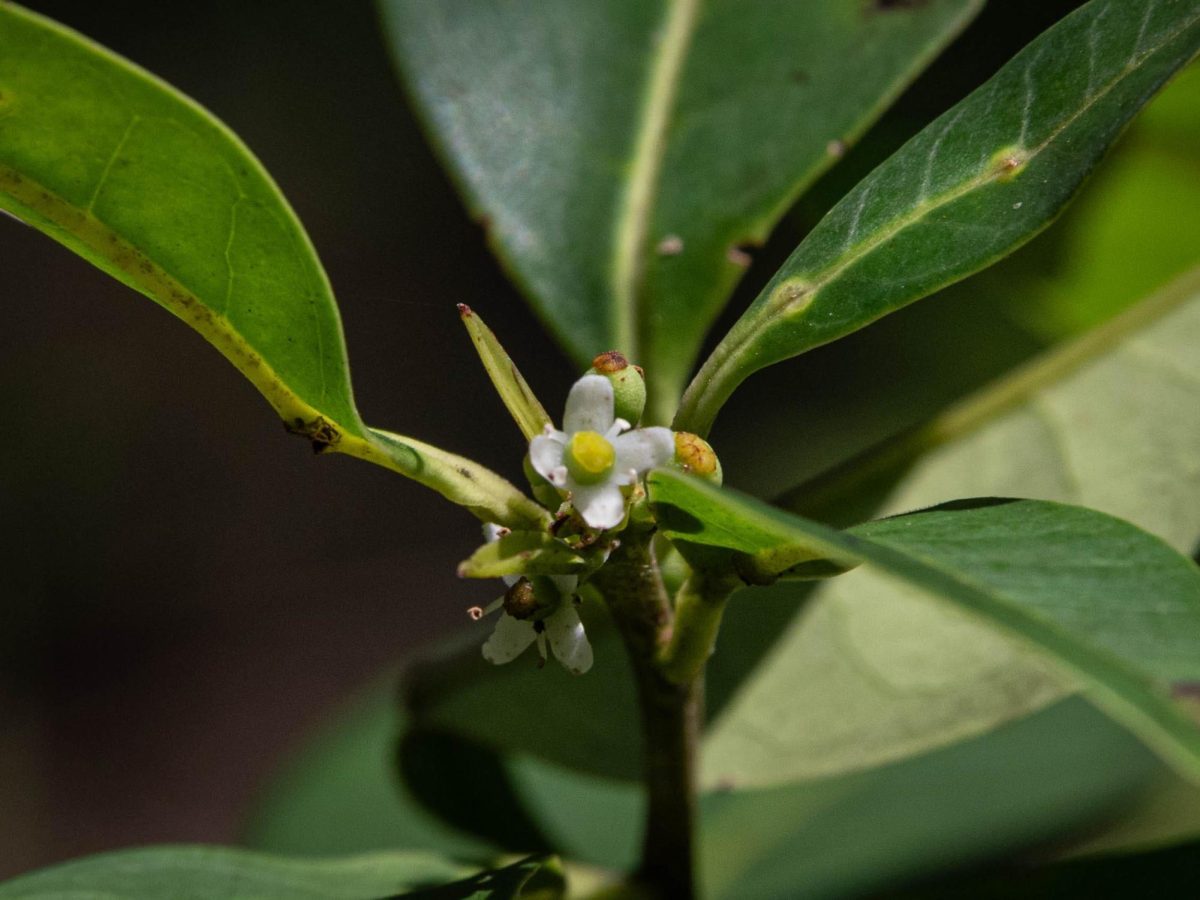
[383,270,1200,830]
[244,674,1170,895]
[380,0,982,417]
[703,267,1200,791]
[456,532,590,580]
[0,5,547,530]
[651,469,1200,781]
[458,305,552,441]
[676,0,1200,435]
[0,846,561,900]
[699,699,1163,900]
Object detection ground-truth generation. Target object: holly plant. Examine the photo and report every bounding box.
[2,1,1200,898]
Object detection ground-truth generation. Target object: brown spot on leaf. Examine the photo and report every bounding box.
[284,415,342,454]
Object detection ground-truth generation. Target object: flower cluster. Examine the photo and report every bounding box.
[472,372,675,672]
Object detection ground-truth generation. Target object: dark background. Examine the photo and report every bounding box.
[0,0,1148,880]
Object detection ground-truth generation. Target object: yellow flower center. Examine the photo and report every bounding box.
[566,430,615,485]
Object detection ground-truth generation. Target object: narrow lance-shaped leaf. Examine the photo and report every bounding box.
[381,0,983,418]
[458,304,552,440]
[676,0,1200,435]
[649,468,1200,781]
[0,5,546,529]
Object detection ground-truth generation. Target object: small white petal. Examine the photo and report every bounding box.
[563,375,615,435]
[546,604,593,675]
[481,613,537,665]
[572,482,626,529]
[612,427,675,479]
[550,466,568,486]
[529,434,566,483]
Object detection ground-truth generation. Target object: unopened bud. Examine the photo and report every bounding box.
[588,351,646,425]
[503,578,541,620]
[673,432,722,485]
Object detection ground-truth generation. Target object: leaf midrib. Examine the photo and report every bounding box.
[611,0,699,361]
[680,2,1200,434]
[774,5,1200,320]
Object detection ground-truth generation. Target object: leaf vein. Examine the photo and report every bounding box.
[611,0,700,358]
[84,114,140,215]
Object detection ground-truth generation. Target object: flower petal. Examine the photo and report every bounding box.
[563,375,615,435]
[546,604,593,675]
[481,613,537,665]
[572,482,626,529]
[529,434,566,484]
[613,427,674,479]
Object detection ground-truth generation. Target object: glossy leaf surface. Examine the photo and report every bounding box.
[380,0,982,415]
[677,0,1200,434]
[0,5,546,529]
[0,846,560,899]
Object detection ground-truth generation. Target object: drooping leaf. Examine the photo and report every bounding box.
[0,5,546,529]
[701,266,1200,791]
[651,469,1200,782]
[0,845,561,900]
[676,0,1200,435]
[380,0,983,417]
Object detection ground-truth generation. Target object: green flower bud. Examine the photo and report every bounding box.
[588,351,646,425]
[672,432,722,485]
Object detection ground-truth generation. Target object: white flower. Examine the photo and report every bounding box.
[529,374,674,529]
[472,524,593,674]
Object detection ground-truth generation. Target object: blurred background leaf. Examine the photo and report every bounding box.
[379,0,984,418]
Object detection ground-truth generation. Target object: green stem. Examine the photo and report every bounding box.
[658,569,739,685]
[593,532,699,900]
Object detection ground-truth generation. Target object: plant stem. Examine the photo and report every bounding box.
[658,569,740,685]
[593,531,700,900]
